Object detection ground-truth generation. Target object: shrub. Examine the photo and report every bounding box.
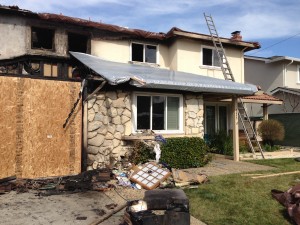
[209,131,233,156]
[257,119,285,146]
[130,141,155,165]
[160,137,212,169]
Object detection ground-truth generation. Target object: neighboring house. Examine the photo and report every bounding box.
[245,55,300,115]
[0,5,263,178]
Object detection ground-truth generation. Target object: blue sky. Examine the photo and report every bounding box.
[2,0,300,58]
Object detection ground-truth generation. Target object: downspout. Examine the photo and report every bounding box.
[284,59,293,86]
[241,47,248,83]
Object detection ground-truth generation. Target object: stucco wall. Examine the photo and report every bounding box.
[285,64,300,89]
[91,39,169,68]
[0,15,27,59]
[86,90,205,168]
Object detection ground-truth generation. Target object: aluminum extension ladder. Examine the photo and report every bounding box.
[204,13,264,159]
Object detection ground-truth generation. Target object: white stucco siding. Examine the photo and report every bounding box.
[0,16,27,59]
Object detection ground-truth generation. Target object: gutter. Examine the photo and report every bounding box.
[283,59,294,86]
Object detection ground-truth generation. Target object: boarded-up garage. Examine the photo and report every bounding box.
[0,76,82,178]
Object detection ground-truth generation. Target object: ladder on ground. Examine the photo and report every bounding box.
[204,13,264,159]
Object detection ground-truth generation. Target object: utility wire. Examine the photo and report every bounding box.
[248,32,300,56]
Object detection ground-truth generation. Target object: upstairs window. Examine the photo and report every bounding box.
[68,33,88,53]
[133,94,183,133]
[31,27,54,50]
[131,43,157,64]
[202,47,221,67]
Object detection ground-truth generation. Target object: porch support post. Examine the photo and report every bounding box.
[232,97,239,161]
[263,104,268,120]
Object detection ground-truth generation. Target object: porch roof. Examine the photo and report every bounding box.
[70,52,258,95]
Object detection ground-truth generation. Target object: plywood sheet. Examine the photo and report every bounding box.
[0,76,82,179]
[0,77,18,178]
[21,79,82,178]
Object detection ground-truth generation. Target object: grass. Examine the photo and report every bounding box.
[185,158,300,225]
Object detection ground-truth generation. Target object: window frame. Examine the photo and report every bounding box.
[200,45,222,68]
[204,103,229,135]
[130,42,159,65]
[132,92,183,134]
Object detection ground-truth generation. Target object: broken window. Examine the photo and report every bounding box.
[131,43,157,63]
[202,47,221,67]
[135,94,182,132]
[68,33,88,53]
[31,27,54,50]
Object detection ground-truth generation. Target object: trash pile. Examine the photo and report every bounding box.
[0,168,113,196]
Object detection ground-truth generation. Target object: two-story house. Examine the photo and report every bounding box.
[0,5,261,178]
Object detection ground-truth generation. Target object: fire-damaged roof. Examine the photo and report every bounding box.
[70,51,258,95]
[0,5,260,50]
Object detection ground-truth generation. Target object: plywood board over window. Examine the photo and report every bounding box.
[0,76,82,179]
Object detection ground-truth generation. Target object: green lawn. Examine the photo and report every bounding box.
[185,158,300,225]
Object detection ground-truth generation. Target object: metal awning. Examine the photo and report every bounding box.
[70,52,258,95]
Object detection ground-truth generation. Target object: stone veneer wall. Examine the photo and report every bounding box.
[184,94,204,137]
[86,90,131,170]
[86,91,205,170]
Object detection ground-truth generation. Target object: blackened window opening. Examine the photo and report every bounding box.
[31,27,54,50]
[68,33,88,53]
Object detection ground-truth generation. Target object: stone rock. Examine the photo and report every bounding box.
[87,166,93,171]
[96,100,104,107]
[103,116,109,125]
[88,110,95,122]
[88,97,96,109]
[112,98,124,108]
[116,124,124,133]
[124,122,132,135]
[88,121,102,132]
[112,146,122,155]
[93,104,99,113]
[117,108,124,115]
[105,98,113,107]
[96,93,105,100]
[191,128,199,134]
[94,113,104,121]
[113,139,121,147]
[124,98,131,110]
[106,91,117,100]
[188,111,197,119]
[106,132,114,140]
[88,131,97,139]
[96,154,105,163]
[88,134,105,146]
[197,110,204,117]
[97,126,108,135]
[92,161,99,169]
[114,132,122,140]
[121,115,130,124]
[99,105,107,115]
[186,119,194,127]
[118,92,127,98]
[108,108,118,117]
[87,154,96,165]
[100,147,112,156]
[87,146,99,155]
[112,116,121,125]
[107,125,116,134]
[102,140,113,147]
[123,109,131,118]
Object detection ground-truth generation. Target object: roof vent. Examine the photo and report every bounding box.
[231,31,242,41]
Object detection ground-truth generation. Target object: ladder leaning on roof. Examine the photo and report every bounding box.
[203,13,264,159]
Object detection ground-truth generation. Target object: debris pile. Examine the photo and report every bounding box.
[0,168,113,195]
[272,184,300,224]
